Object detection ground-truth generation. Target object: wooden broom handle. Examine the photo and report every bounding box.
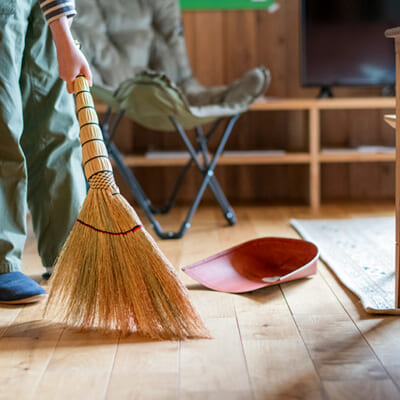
[73,75,115,188]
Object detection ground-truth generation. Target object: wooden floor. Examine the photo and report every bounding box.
[2,203,400,400]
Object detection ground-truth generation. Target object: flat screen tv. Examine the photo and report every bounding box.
[300,0,400,97]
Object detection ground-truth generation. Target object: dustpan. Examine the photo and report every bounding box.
[182,237,319,293]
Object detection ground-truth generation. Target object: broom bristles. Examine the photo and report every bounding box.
[45,187,210,340]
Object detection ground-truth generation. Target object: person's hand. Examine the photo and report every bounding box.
[49,16,92,93]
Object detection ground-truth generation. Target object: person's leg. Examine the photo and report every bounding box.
[0,1,30,273]
[20,4,86,272]
[0,0,46,304]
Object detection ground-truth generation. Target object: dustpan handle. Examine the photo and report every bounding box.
[73,75,116,189]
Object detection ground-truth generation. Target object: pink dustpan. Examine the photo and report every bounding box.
[182,237,319,293]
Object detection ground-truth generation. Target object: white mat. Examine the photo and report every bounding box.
[291,217,400,314]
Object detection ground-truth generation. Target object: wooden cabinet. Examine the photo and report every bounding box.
[385,27,400,308]
[102,97,394,209]
[250,97,395,209]
[97,96,395,209]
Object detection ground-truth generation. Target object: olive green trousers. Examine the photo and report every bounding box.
[0,0,86,273]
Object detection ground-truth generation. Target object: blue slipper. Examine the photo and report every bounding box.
[0,272,47,304]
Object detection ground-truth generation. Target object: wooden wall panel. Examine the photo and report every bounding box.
[115,0,395,206]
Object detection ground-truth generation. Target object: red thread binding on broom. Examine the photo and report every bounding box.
[77,219,143,236]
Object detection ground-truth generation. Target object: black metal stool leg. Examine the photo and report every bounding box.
[100,108,186,215]
[194,125,237,225]
[100,106,239,239]
[149,158,193,215]
[169,115,239,229]
[107,141,185,239]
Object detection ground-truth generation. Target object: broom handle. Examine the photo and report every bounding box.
[73,75,115,188]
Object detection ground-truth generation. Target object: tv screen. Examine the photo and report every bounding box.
[300,0,400,94]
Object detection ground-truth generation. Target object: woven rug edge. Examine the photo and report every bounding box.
[290,218,400,315]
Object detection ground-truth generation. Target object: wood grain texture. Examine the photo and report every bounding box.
[0,303,63,400]
[394,37,400,308]
[234,289,323,400]
[4,203,400,399]
[106,337,179,400]
[33,328,118,400]
[107,0,396,205]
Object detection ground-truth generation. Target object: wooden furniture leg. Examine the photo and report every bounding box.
[385,27,400,308]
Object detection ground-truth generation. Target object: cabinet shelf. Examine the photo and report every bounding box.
[249,96,395,209]
[319,148,395,163]
[99,96,395,209]
[250,96,395,111]
[121,151,311,167]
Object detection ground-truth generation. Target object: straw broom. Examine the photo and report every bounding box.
[44,75,210,340]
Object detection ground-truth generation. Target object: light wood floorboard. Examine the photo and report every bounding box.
[1,203,399,400]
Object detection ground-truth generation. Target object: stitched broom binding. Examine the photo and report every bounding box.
[74,76,116,189]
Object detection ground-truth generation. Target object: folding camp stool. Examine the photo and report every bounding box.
[100,107,240,239]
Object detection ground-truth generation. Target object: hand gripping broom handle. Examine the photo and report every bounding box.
[73,75,116,190]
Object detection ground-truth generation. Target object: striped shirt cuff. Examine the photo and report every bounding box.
[38,0,76,24]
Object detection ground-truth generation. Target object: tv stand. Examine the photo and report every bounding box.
[96,96,395,211]
[317,85,333,98]
[249,96,395,210]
